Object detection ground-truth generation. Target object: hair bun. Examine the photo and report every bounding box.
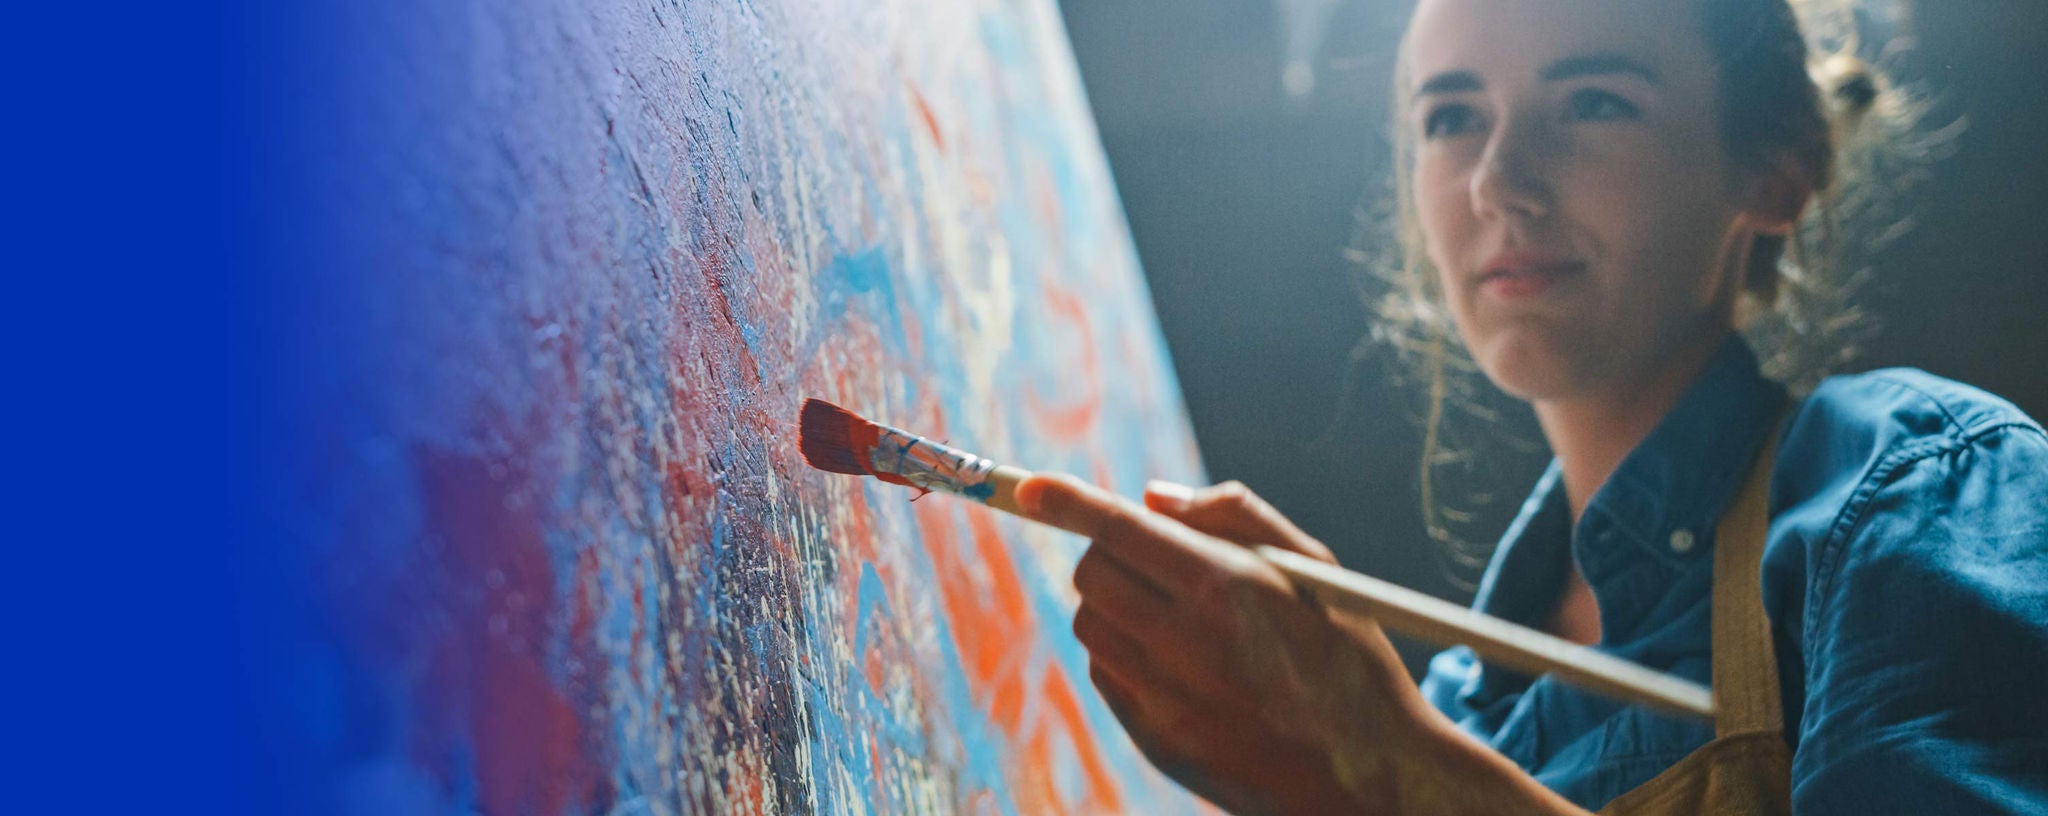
[1818,54,1882,117]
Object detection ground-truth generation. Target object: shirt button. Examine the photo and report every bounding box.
[1669,529,1697,554]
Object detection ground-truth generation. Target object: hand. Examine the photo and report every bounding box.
[1138,479,1338,566]
[1014,475,1590,815]
[1014,475,1428,814]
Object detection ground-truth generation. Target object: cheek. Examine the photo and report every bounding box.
[1411,157,1485,341]
[1567,131,1732,236]
[1562,139,1664,214]
[1564,146,1737,282]
[1411,158,1469,270]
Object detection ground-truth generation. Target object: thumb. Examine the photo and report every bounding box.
[1144,480,1337,564]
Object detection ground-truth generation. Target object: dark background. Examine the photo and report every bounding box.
[1057,0,2048,672]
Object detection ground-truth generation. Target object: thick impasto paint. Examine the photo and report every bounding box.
[265,0,1211,812]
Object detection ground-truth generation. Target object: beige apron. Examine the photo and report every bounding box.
[1598,426,1793,816]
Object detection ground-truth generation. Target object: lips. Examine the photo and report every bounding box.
[1477,250,1585,298]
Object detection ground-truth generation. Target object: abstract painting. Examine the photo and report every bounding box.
[260,0,1213,812]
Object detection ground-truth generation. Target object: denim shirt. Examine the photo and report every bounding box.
[1418,339,2048,813]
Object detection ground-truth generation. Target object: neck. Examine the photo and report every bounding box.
[1533,332,1730,522]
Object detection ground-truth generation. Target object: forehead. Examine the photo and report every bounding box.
[1403,0,1714,92]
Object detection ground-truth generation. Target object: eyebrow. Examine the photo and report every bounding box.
[1413,71,1481,99]
[1541,53,1661,84]
[1412,53,1661,101]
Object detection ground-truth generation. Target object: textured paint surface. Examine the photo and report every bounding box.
[272,0,1211,812]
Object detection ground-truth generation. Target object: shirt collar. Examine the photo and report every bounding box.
[1472,336,1788,644]
[1577,337,1787,580]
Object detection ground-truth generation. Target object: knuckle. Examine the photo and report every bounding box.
[1211,480,1271,517]
[1210,480,1252,505]
[1072,605,1102,645]
[1073,547,1106,589]
[1074,606,1141,663]
[1189,569,1239,610]
[1094,513,1147,547]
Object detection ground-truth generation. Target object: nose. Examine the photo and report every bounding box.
[1470,115,1554,222]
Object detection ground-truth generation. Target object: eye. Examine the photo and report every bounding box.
[1422,103,1483,139]
[1565,88,1640,122]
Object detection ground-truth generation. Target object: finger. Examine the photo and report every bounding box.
[1089,662,1312,814]
[1089,663,1137,715]
[1145,479,1337,564]
[1089,663,1164,739]
[1073,542,1172,623]
[1089,663,1187,764]
[1012,472,1140,536]
[1087,653,1193,733]
[1089,663,1139,731]
[1076,542,1285,687]
[1016,473,1245,590]
[1073,603,1152,677]
[1079,585,1297,712]
[1076,548,1273,703]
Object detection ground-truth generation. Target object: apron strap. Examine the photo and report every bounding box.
[1711,419,1787,738]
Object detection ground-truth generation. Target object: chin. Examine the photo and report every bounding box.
[1469,331,1599,404]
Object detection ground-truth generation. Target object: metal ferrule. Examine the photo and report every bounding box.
[870,425,1001,499]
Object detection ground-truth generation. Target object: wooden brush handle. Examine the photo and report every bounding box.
[977,465,1033,518]
[968,470,1704,717]
[1257,546,1715,721]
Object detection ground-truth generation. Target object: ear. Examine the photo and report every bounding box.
[1739,158,1813,236]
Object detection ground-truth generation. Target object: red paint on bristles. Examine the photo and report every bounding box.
[799,398,875,475]
[798,398,927,494]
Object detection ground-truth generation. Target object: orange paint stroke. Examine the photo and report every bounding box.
[1048,665,1127,813]
[1024,284,1102,443]
[914,501,1035,730]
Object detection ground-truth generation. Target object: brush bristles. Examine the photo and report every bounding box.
[799,398,873,475]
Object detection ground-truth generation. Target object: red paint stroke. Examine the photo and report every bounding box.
[869,740,891,813]
[908,84,946,152]
[734,759,767,815]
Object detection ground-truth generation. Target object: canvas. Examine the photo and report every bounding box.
[264,0,1212,812]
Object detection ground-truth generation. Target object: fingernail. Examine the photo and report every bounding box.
[1013,478,1044,516]
[1145,480,1194,511]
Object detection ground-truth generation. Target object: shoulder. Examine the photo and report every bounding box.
[1774,367,2045,520]
[1765,367,2048,644]
[1763,371,2048,805]
[1793,367,2042,449]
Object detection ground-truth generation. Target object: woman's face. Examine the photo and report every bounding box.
[1405,0,1772,404]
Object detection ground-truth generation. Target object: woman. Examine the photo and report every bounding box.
[1014,0,2048,812]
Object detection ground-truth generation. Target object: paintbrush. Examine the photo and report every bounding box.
[1256,547,1712,719]
[799,397,1036,516]
[796,398,1714,721]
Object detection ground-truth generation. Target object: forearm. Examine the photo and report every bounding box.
[1324,717,1591,816]
[1415,723,1589,815]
